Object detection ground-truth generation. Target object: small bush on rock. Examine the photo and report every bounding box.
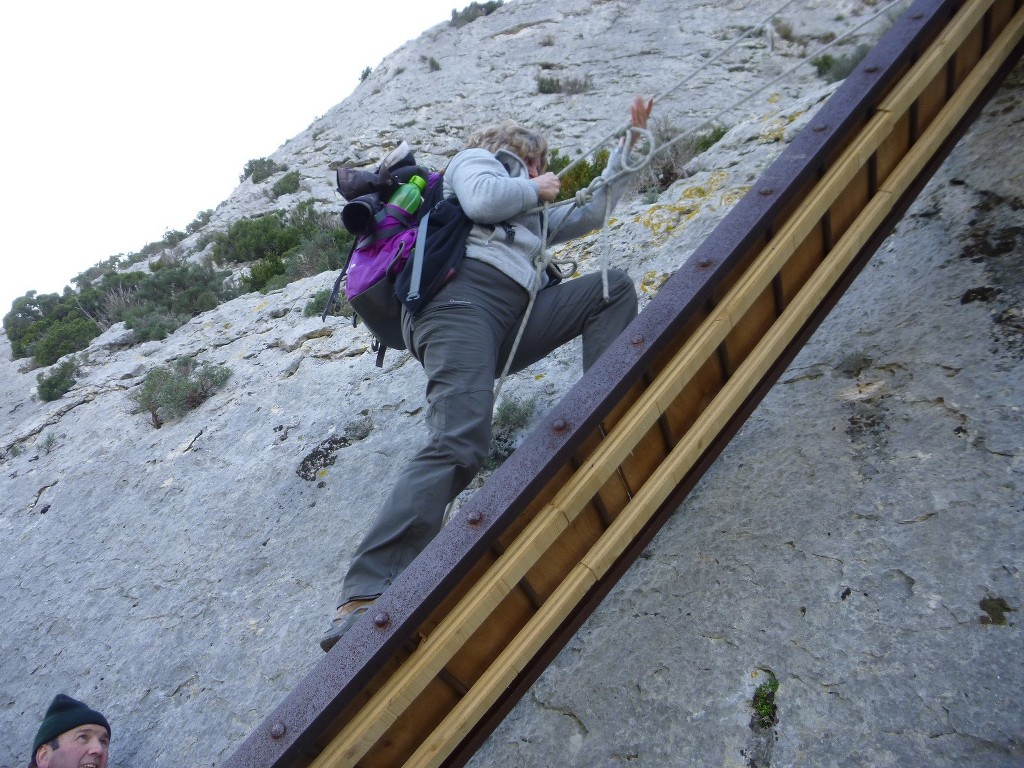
[485,395,537,470]
[537,75,561,94]
[306,287,355,318]
[240,157,288,183]
[130,357,232,428]
[547,148,610,203]
[212,212,303,265]
[812,44,872,83]
[242,256,287,293]
[451,1,503,27]
[36,358,80,402]
[271,171,302,199]
[120,262,236,342]
[561,75,592,95]
[632,118,729,193]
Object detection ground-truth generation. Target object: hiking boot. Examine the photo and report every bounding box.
[319,598,376,653]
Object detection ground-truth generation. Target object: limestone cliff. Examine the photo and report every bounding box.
[2,1,1021,766]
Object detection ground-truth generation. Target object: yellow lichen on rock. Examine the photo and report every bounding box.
[720,186,751,208]
[634,171,729,245]
[759,109,807,144]
[639,270,671,295]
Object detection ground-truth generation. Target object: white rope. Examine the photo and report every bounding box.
[492,0,909,400]
[536,0,908,224]
[549,0,805,184]
[493,202,551,400]
[653,0,909,163]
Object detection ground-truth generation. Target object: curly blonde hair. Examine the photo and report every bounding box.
[466,121,548,170]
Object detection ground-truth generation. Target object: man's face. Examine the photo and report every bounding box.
[34,725,109,768]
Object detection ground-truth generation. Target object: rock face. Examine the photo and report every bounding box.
[1,1,1021,766]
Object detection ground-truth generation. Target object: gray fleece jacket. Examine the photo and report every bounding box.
[442,144,634,291]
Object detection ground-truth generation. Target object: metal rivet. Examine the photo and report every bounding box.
[270,722,286,739]
[865,64,878,73]
[812,123,827,133]
[758,187,773,196]
[911,11,924,19]
[466,509,483,524]
[373,612,391,628]
[630,335,645,346]
[697,258,712,268]
[552,418,568,432]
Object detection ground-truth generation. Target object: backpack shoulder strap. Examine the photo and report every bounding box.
[405,209,433,304]
[321,238,359,321]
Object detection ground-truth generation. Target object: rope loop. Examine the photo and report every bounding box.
[574,180,599,207]
[619,126,655,173]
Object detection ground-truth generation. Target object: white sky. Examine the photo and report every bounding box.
[0,0,460,315]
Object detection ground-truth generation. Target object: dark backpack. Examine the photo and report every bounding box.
[324,143,471,366]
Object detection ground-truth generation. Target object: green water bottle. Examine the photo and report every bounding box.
[388,174,426,216]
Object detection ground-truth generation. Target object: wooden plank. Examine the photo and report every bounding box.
[875,110,912,186]
[778,221,826,306]
[521,504,608,599]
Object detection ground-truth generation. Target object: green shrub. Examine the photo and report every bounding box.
[633,118,729,193]
[451,1,503,27]
[304,288,332,317]
[306,287,354,318]
[772,17,795,42]
[240,157,288,183]
[547,148,610,203]
[752,672,780,728]
[213,201,351,290]
[212,212,302,265]
[123,307,191,343]
[6,198,346,362]
[561,75,592,95]
[185,209,213,235]
[812,44,872,83]
[69,255,124,292]
[4,291,101,366]
[495,396,535,431]
[811,53,836,76]
[31,316,100,367]
[261,273,292,293]
[485,395,536,470]
[162,229,187,247]
[120,262,235,341]
[359,66,372,82]
[537,75,561,94]
[271,171,302,199]
[242,256,287,293]
[130,357,232,428]
[286,229,348,279]
[286,198,333,238]
[694,124,728,153]
[36,359,79,402]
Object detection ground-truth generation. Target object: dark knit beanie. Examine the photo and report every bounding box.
[32,694,110,755]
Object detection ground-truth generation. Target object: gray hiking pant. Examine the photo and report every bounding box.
[340,258,638,603]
